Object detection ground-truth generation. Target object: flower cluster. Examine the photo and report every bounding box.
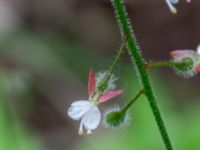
[170,44,200,78]
[67,70,124,135]
[165,0,191,14]
[67,0,196,137]
[66,45,200,135]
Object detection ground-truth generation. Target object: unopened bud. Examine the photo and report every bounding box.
[96,71,117,93]
[170,50,200,78]
[103,106,130,130]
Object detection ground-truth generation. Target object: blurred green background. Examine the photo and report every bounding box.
[0,0,200,150]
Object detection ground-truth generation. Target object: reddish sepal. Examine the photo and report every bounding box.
[170,50,195,59]
[88,69,96,97]
[195,64,200,73]
[99,90,124,103]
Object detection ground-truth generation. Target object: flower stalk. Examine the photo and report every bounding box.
[111,0,174,149]
[122,89,144,113]
[145,60,192,68]
[103,89,143,129]
[97,35,127,93]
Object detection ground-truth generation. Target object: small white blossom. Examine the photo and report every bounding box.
[165,0,191,14]
[165,0,179,14]
[68,100,101,135]
[67,69,124,135]
[196,44,200,55]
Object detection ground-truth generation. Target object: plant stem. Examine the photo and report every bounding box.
[146,61,178,68]
[122,89,144,113]
[107,35,127,76]
[146,60,191,68]
[111,0,174,149]
[97,35,127,92]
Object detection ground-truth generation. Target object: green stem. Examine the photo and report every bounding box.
[111,0,174,150]
[97,35,127,92]
[107,35,127,76]
[146,60,191,68]
[122,89,144,113]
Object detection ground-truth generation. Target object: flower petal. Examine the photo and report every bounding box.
[170,50,196,59]
[67,100,91,120]
[165,0,177,14]
[78,121,84,135]
[88,69,96,97]
[197,44,200,55]
[99,90,124,103]
[82,104,101,133]
[169,0,179,4]
[195,64,200,73]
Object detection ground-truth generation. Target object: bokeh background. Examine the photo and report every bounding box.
[0,0,200,150]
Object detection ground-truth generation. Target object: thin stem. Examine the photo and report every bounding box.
[122,89,144,113]
[107,35,128,76]
[146,61,178,68]
[146,60,191,68]
[111,0,174,150]
[97,35,127,92]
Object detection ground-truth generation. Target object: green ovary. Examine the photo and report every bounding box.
[106,111,125,127]
[175,57,193,71]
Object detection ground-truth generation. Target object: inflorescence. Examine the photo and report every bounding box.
[67,1,196,150]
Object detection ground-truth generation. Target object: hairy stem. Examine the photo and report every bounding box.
[146,60,192,68]
[97,35,127,92]
[111,0,174,149]
[107,35,127,76]
[122,89,144,113]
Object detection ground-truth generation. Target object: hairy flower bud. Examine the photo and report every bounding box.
[103,106,130,130]
[170,49,200,78]
[96,71,117,93]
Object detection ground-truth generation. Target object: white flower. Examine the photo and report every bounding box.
[197,44,200,55]
[165,0,191,14]
[165,0,179,14]
[68,100,101,135]
[67,69,124,135]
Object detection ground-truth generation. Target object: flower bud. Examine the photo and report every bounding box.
[96,71,117,93]
[170,50,200,78]
[103,106,130,130]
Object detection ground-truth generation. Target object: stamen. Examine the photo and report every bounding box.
[78,122,84,135]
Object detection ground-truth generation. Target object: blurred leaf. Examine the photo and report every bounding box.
[0,72,42,150]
